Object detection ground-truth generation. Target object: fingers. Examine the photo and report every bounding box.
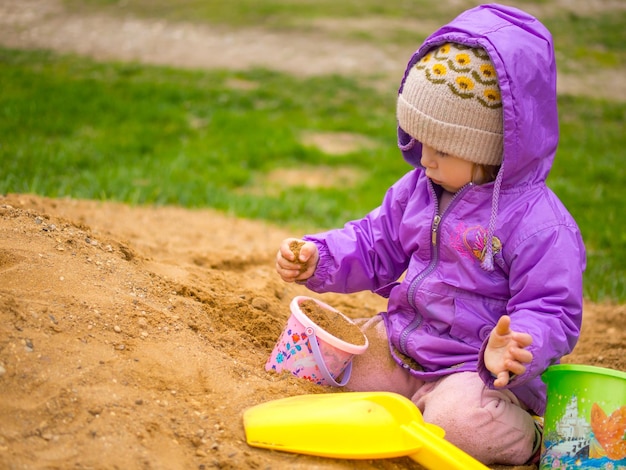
[497,343,534,385]
[490,317,532,351]
[487,316,534,387]
[277,238,298,262]
[275,261,298,283]
[494,315,511,336]
[493,370,510,388]
[510,344,533,365]
[511,331,533,348]
[275,238,318,283]
[275,249,300,283]
[298,242,317,263]
[506,357,527,373]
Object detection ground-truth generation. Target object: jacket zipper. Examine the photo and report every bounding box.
[398,182,472,355]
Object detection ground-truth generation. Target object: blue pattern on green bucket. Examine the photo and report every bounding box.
[540,364,626,470]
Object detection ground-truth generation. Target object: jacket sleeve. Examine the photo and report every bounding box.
[478,221,586,389]
[302,170,421,295]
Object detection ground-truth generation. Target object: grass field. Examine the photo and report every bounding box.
[2,1,625,301]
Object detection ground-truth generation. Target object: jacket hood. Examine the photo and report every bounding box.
[398,3,558,189]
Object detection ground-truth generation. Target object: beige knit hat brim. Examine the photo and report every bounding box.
[397,43,504,166]
[397,94,503,165]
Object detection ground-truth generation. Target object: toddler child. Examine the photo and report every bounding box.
[275,4,585,465]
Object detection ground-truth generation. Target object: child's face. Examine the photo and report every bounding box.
[420,144,474,193]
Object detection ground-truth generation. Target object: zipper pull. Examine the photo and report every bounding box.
[431,215,441,245]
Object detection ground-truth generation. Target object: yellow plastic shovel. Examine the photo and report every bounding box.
[243,391,489,470]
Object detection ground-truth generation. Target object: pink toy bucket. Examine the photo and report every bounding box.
[265,296,368,387]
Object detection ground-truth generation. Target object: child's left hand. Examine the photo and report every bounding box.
[484,315,533,388]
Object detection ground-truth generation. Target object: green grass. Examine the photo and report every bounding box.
[0,48,402,225]
[548,96,626,302]
[1,47,624,302]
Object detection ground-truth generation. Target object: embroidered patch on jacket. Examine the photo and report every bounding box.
[451,223,502,262]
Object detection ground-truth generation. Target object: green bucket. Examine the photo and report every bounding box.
[540,364,626,469]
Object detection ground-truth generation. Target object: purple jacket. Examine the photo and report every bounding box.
[302,4,585,416]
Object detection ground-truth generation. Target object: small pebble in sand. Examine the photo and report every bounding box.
[251,297,269,310]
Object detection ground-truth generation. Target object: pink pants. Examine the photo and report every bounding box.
[346,315,538,465]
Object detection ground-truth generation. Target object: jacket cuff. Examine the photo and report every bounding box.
[302,239,330,291]
[477,339,497,388]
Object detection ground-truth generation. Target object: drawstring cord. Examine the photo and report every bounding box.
[480,160,504,272]
[399,136,417,152]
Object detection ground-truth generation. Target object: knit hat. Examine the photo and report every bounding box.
[397,43,503,166]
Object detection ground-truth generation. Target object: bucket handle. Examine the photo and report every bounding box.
[307,327,352,387]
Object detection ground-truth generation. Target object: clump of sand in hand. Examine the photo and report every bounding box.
[289,240,307,273]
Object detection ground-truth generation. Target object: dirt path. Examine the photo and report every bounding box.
[0,0,407,90]
[1,0,625,99]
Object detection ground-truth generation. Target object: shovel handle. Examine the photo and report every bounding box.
[403,422,490,470]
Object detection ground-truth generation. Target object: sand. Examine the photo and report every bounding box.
[1,193,623,470]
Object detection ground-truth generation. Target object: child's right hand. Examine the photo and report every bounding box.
[275,238,319,283]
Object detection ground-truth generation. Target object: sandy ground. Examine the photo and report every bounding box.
[1,194,624,470]
[1,1,625,469]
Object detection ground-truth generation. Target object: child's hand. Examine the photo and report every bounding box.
[275,238,319,283]
[484,315,533,388]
